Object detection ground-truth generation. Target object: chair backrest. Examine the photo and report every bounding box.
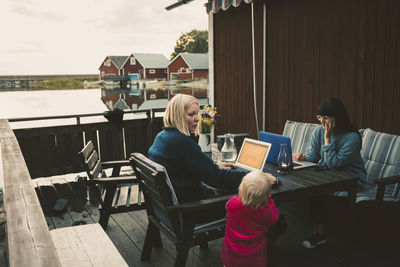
[78,140,102,180]
[282,120,319,154]
[361,128,400,199]
[130,153,181,234]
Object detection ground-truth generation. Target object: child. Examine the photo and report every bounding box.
[222,170,279,267]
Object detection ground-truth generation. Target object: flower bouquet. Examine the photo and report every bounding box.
[200,105,220,134]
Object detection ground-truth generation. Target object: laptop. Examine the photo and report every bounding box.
[235,138,272,172]
[259,131,318,170]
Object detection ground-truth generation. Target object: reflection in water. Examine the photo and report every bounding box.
[101,83,209,111]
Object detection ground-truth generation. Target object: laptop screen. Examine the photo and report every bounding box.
[236,138,271,171]
[259,131,293,165]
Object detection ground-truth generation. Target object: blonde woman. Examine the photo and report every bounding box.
[148,94,248,203]
[222,171,279,267]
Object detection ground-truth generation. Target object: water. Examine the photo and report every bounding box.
[0,85,208,129]
[221,151,237,162]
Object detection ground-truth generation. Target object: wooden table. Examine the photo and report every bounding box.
[264,163,358,265]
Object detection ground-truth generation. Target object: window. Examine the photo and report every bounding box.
[186,68,192,73]
[179,67,186,73]
[130,57,136,65]
[149,69,155,74]
[164,70,167,73]
[100,71,105,77]
[105,59,111,67]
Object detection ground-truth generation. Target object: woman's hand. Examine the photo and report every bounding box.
[218,162,237,170]
[322,119,335,145]
[293,153,306,161]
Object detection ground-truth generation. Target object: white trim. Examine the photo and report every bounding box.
[208,11,215,142]
[262,2,266,131]
[251,2,259,139]
[208,12,214,107]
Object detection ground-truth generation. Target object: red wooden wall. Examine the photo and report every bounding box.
[213,0,400,137]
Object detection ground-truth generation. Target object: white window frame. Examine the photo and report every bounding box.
[100,71,105,77]
[149,69,155,74]
[130,57,136,65]
[105,59,111,67]
[186,68,192,73]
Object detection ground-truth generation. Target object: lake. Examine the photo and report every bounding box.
[0,86,208,128]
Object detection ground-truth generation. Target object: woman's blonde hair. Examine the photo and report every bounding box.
[238,171,271,208]
[163,94,199,136]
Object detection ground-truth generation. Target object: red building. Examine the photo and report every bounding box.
[167,53,209,80]
[98,56,129,80]
[122,53,169,80]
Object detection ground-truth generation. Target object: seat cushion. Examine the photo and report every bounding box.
[282,120,319,154]
[333,183,399,203]
[361,128,400,197]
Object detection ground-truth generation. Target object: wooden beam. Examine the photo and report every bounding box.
[0,119,61,266]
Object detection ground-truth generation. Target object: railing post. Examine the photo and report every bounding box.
[146,110,153,150]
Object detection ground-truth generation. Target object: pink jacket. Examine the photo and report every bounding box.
[222,196,279,267]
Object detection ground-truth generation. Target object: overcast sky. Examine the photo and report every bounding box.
[0,0,208,75]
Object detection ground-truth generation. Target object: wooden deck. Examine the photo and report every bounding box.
[43,197,399,267]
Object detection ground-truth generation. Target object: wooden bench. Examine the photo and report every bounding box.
[0,119,127,266]
[50,223,128,267]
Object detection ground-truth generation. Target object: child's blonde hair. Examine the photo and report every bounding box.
[238,170,272,208]
[163,94,199,136]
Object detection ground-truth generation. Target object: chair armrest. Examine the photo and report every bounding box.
[374,174,400,202]
[101,160,130,168]
[374,174,400,186]
[167,195,232,213]
[91,176,137,185]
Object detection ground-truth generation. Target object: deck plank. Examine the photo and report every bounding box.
[51,223,128,267]
[33,170,400,267]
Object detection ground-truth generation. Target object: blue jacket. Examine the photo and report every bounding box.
[148,128,248,202]
[306,126,367,188]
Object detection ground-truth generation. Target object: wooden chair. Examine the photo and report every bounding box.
[78,140,145,229]
[130,153,229,267]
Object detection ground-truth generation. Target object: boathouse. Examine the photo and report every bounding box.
[167,52,209,80]
[122,53,170,80]
[98,56,129,80]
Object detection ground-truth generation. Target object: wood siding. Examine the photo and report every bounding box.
[168,56,189,73]
[213,0,400,136]
[123,57,144,78]
[145,68,167,79]
[99,59,120,81]
[193,69,209,79]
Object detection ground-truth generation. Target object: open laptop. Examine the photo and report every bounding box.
[259,131,318,170]
[235,138,272,172]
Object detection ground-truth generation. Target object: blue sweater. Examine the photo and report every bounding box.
[306,126,367,188]
[148,128,248,202]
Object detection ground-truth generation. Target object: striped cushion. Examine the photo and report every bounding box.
[360,128,400,201]
[282,120,320,154]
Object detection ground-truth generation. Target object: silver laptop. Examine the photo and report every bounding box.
[235,138,272,172]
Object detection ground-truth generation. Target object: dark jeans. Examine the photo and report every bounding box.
[309,195,329,225]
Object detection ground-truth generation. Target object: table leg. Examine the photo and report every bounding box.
[344,180,357,266]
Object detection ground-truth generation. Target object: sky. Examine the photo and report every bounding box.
[0,0,208,75]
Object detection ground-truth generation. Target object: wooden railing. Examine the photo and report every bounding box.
[0,119,61,266]
[9,109,165,178]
